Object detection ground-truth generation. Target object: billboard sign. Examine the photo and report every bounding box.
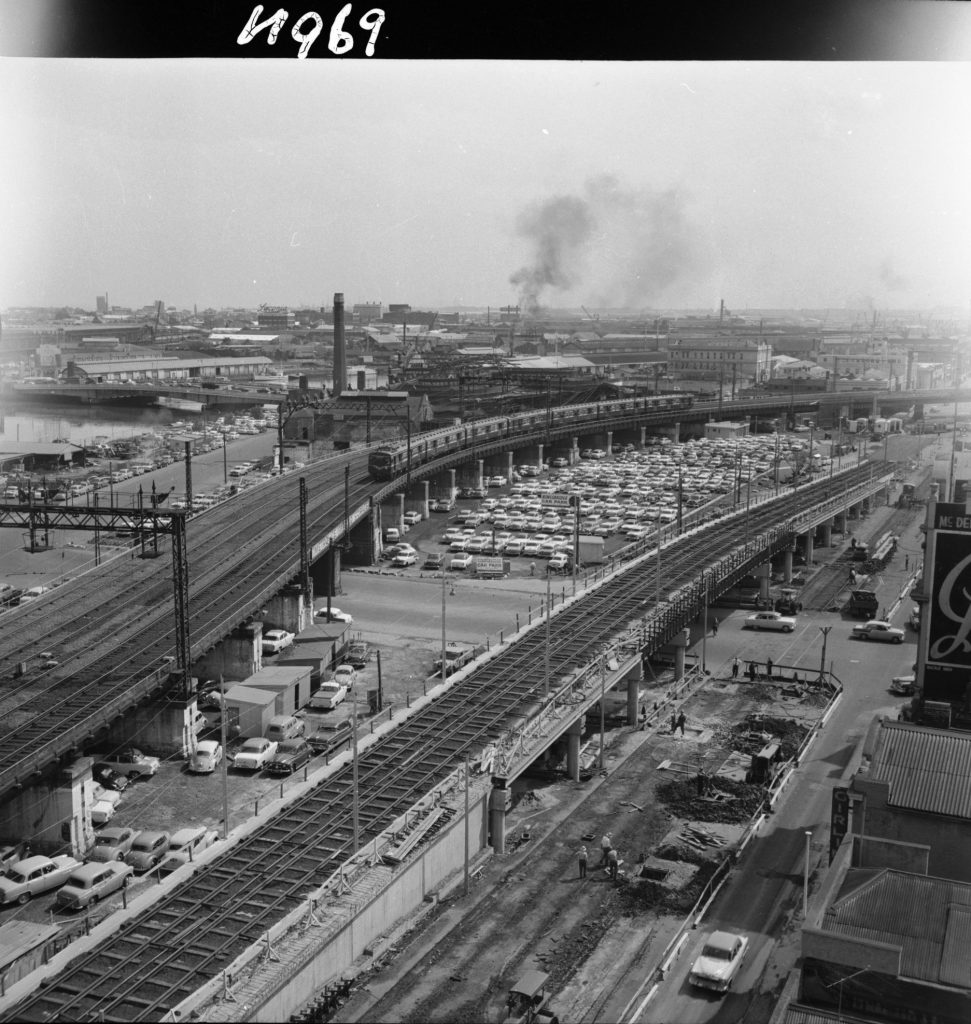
[924,502,971,702]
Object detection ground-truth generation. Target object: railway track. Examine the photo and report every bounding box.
[0,450,374,794]
[4,466,886,1023]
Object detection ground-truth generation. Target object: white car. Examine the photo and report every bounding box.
[188,740,223,774]
[402,511,422,525]
[852,620,905,643]
[262,629,295,654]
[232,737,278,771]
[392,551,417,567]
[333,664,356,686]
[449,553,473,570]
[0,855,83,905]
[91,800,117,825]
[316,606,353,624]
[688,930,749,993]
[743,611,796,633]
[309,679,348,711]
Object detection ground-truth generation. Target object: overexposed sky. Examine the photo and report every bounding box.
[2,60,969,313]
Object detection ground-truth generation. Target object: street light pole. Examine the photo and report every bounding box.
[803,829,812,916]
[544,568,551,699]
[598,648,606,770]
[818,625,832,682]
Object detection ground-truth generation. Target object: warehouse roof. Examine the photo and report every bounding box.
[864,719,971,820]
[826,868,971,987]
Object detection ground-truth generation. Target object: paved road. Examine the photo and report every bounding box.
[630,602,916,1023]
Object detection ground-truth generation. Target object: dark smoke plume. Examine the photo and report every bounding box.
[510,175,704,313]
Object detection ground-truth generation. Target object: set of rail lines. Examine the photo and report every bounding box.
[3,465,886,1023]
[0,449,373,797]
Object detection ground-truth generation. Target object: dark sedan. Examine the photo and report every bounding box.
[265,739,313,775]
[92,764,130,792]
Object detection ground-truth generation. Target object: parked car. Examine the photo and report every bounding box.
[431,498,454,512]
[743,611,796,633]
[91,765,130,792]
[449,553,473,571]
[188,740,223,774]
[266,714,306,743]
[392,551,417,567]
[423,552,445,570]
[306,719,353,756]
[89,826,138,863]
[90,800,117,826]
[0,855,83,905]
[316,606,353,624]
[689,930,749,993]
[547,552,570,572]
[851,620,905,643]
[310,679,349,711]
[262,628,295,654]
[232,737,278,771]
[55,861,133,910]
[266,738,313,775]
[402,511,422,525]
[125,831,171,872]
[157,827,219,875]
[346,640,371,668]
[91,748,160,779]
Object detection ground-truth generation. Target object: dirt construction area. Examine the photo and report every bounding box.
[336,670,831,1024]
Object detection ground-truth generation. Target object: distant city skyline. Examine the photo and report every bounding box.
[2,60,969,314]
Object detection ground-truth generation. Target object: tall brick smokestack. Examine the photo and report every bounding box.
[333,292,346,397]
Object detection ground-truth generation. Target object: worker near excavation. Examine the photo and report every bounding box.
[731,656,740,679]
[607,846,619,881]
[578,845,588,879]
[600,832,613,865]
[676,711,686,736]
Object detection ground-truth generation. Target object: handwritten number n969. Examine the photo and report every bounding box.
[238,6,386,58]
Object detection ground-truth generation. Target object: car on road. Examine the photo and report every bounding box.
[743,611,796,633]
[310,680,349,711]
[0,855,83,905]
[266,738,313,775]
[851,620,905,643]
[431,497,455,512]
[92,765,130,792]
[688,930,749,993]
[262,629,295,654]
[125,831,171,873]
[55,861,133,910]
[890,673,916,695]
[89,827,138,863]
[188,740,223,774]
[157,827,219,875]
[402,510,422,525]
[316,606,353,624]
[232,737,278,771]
[92,748,161,779]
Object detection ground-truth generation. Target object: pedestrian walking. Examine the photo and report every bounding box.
[670,711,677,734]
[638,704,648,730]
[529,561,536,577]
[578,845,588,879]
[607,846,619,881]
[731,656,740,680]
[747,661,757,682]
[676,711,686,736]
[905,554,910,571]
[711,618,718,637]
[766,656,774,680]
[599,832,612,866]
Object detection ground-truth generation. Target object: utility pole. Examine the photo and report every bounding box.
[818,625,832,682]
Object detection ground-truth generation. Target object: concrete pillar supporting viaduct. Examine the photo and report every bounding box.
[626,661,642,725]
[566,718,583,782]
[606,430,613,457]
[536,444,544,472]
[477,459,485,489]
[448,468,457,499]
[571,436,580,464]
[670,627,690,682]
[783,546,794,583]
[507,450,515,482]
[489,781,512,853]
[819,522,832,547]
[421,479,430,519]
[803,529,815,567]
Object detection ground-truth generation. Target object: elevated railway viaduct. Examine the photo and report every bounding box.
[0,460,893,1023]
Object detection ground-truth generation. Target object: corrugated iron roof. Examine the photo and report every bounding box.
[826,868,971,987]
[866,720,971,819]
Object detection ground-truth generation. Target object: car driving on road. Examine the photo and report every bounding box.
[851,620,905,643]
[743,611,796,633]
[688,930,749,993]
